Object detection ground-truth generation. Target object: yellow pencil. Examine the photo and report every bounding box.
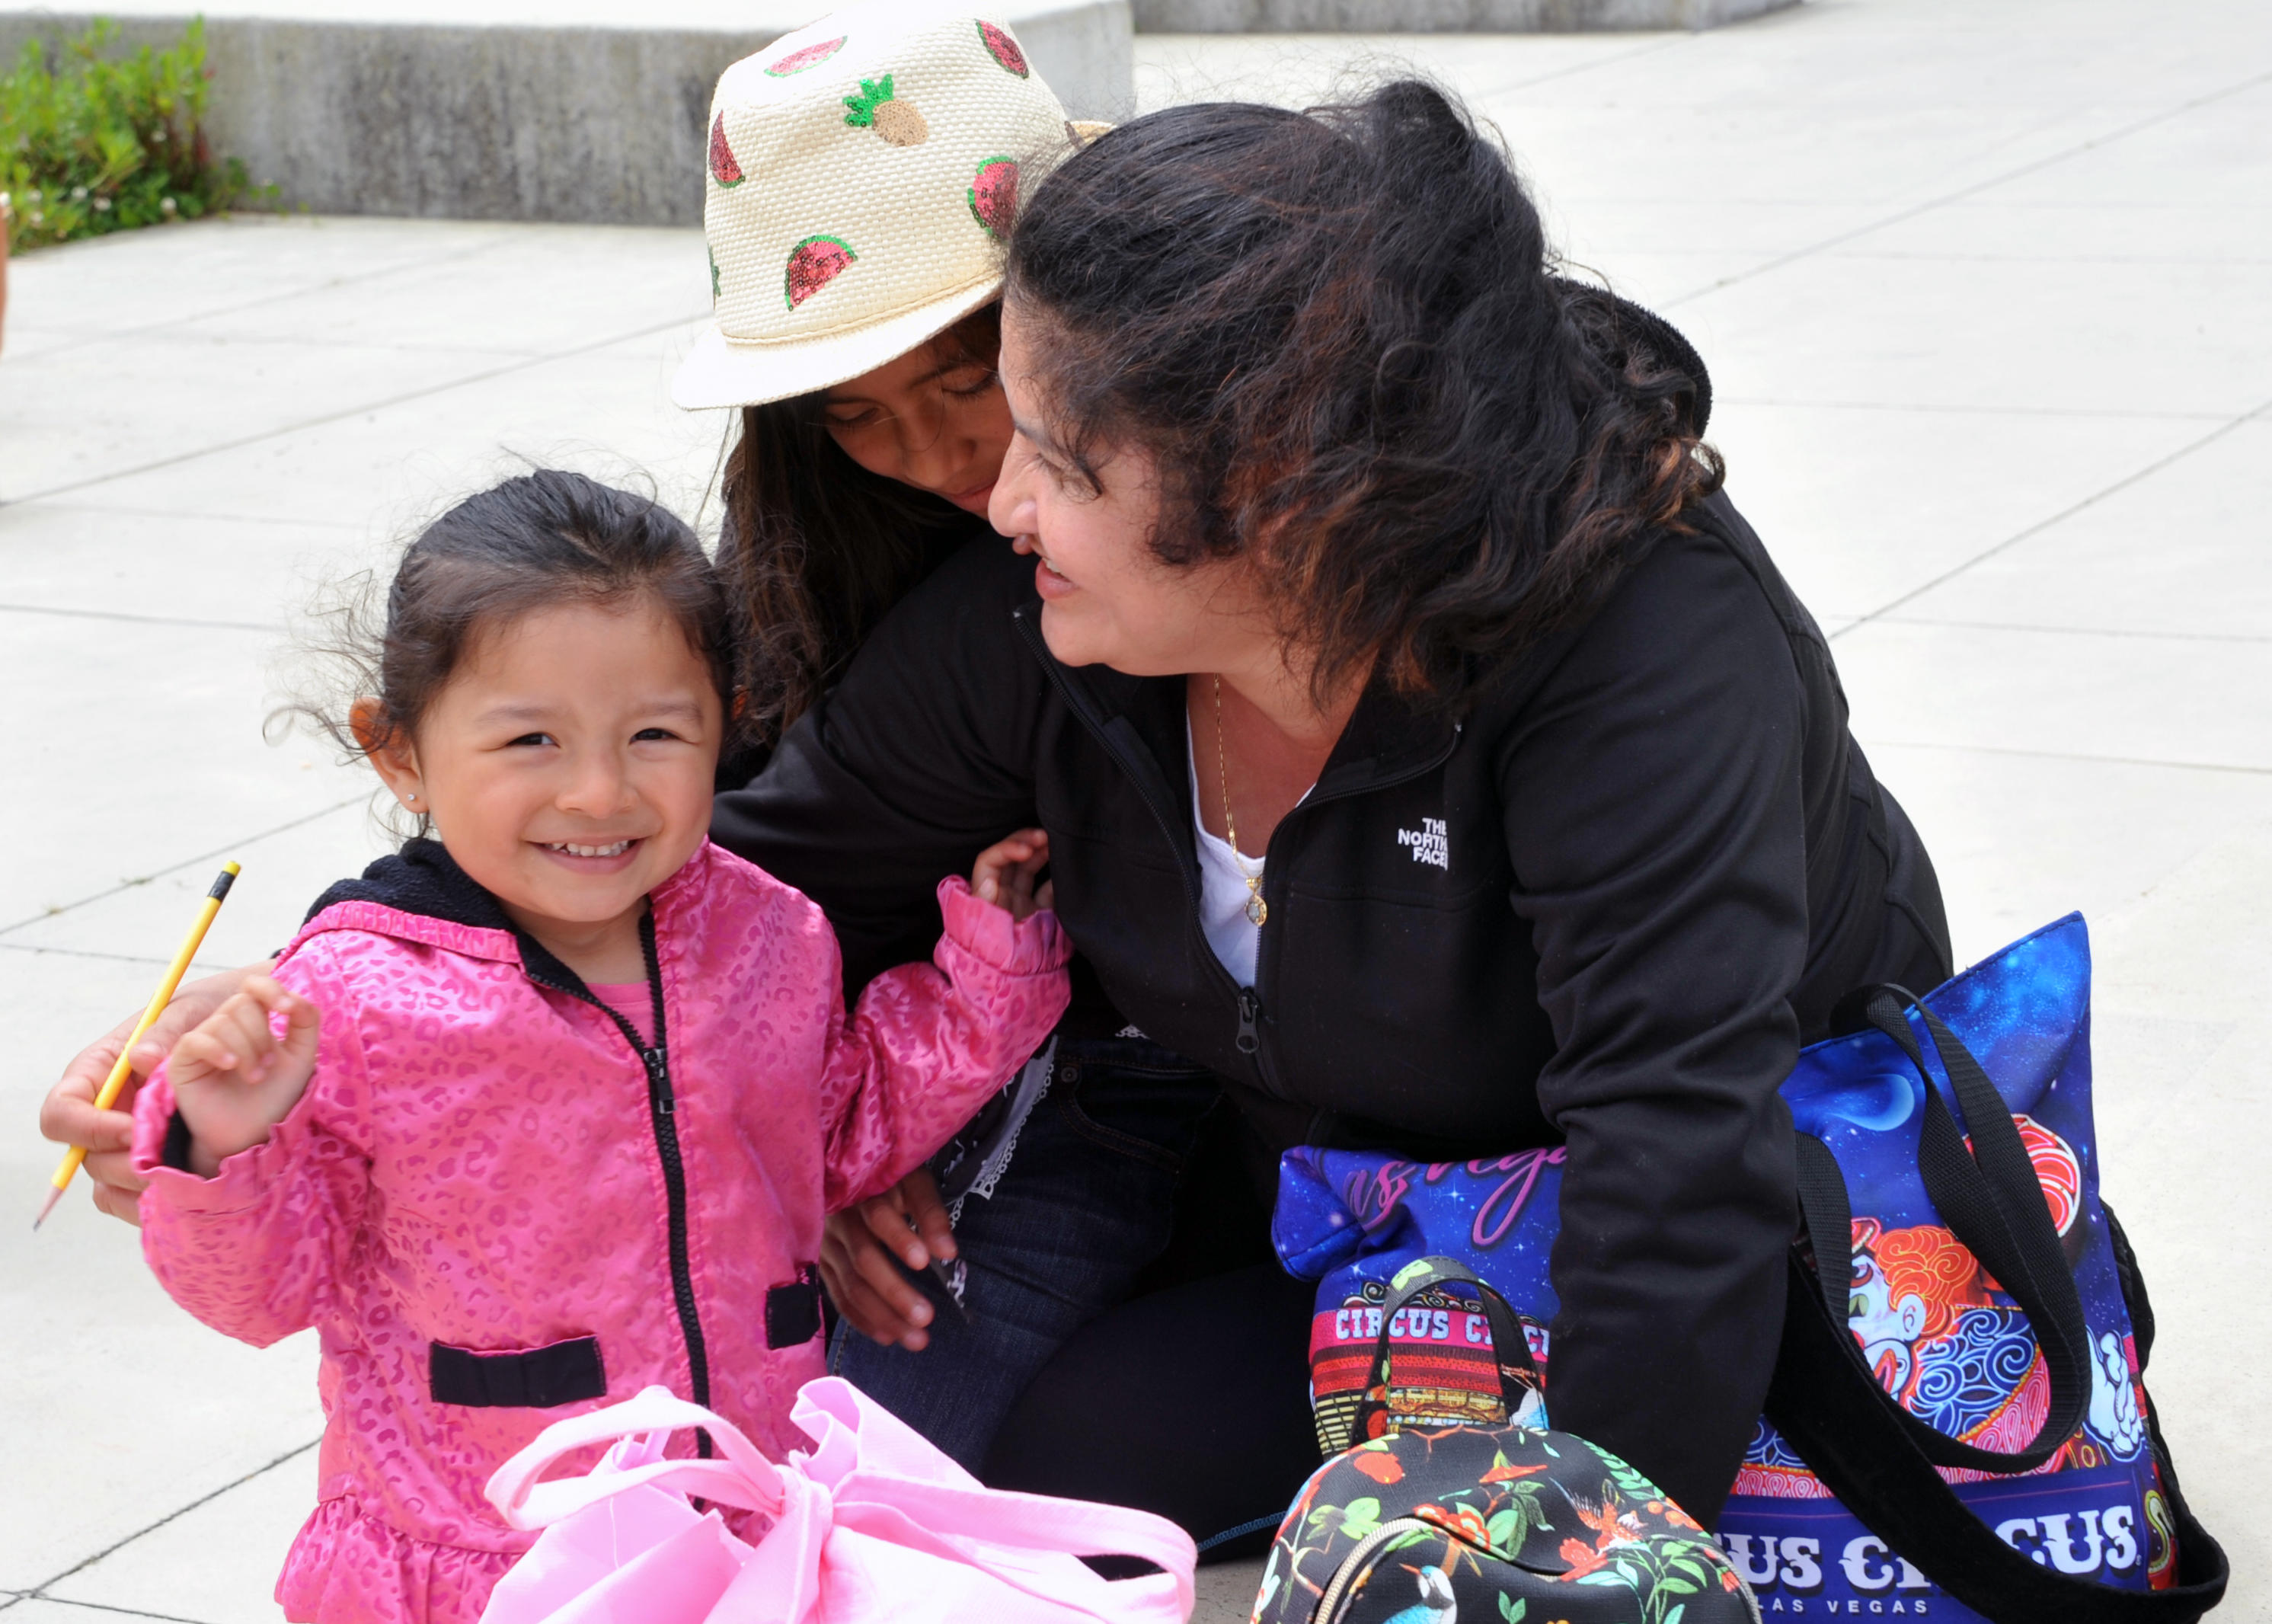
[33,862,241,1231]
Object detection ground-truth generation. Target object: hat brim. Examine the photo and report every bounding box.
[671,271,1005,412]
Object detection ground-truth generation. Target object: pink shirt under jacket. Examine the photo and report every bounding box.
[131,840,1070,1624]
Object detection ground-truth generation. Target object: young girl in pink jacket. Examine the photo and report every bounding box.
[129,469,1072,1624]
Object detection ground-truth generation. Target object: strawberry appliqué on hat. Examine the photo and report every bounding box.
[765,35,845,77]
[977,21,1028,78]
[708,113,743,187]
[784,235,855,311]
[844,75,927,147]
[968,156,1018,238]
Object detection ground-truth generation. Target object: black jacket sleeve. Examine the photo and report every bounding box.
[1497,529,1805,1526]
[710,540,1050,992]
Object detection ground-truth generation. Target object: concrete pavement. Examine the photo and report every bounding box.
[4,0,2267,1617]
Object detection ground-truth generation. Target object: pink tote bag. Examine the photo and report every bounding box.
[479,1378,1197,1624]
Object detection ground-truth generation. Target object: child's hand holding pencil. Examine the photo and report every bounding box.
[34,862,250,1227]
[38,965,269,1222]
[168,977,323,1178]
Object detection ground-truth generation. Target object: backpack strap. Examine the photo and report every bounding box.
[1348,1257,1539,1444]
[1767,1251,2228,1622]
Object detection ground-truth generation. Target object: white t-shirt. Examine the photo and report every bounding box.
[1185,715,1309,990]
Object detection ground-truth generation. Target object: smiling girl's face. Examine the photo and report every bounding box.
[359,595,724,979]
[820,326,1013,516]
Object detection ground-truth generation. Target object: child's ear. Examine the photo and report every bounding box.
[353,699,425,811]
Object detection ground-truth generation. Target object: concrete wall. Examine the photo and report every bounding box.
[1132,0,1793,29]
[0,1,1133,227]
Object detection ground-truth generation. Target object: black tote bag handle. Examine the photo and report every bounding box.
[1349,1256,1540,1444]
[1791,987,2093,1474]
[1768,988,2229,1619]
[1769,1250,2228,1622]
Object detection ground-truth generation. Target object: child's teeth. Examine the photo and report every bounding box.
[558,841,630,857]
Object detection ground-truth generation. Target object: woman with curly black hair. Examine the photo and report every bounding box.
[731,78,1952,1535]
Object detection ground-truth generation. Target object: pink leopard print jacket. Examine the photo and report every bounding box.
[131,839,1069,1624]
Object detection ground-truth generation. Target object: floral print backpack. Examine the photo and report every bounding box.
[1251,1258,1758,1624]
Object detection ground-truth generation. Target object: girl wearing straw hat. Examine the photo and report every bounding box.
[677,6,1264,1504]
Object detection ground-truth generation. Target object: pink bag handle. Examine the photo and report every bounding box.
[510,1456,773,1526]
[861,1475,1196,1570]
[486,1385,1197,1624]
[486,1386,784,1530]
[839,1475,1197,1621]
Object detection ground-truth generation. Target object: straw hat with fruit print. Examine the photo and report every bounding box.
[673,4,1102,411]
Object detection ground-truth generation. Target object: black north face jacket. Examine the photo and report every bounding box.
[712,488,1951,1524]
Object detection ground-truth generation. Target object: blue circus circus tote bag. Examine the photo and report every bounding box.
[1271,914,2228,1622]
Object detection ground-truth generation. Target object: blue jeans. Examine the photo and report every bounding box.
[828,1035,1219,1471]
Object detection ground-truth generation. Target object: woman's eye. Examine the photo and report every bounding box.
[1038,456,1095,499]
[944,368,999,398]
[823,408,876,430]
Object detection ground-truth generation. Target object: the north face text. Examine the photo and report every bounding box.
[1397,817,1449,870]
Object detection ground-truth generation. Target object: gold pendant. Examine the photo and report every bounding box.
[1245,893,1268,927]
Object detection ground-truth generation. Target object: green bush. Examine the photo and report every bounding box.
[1,17,268,251]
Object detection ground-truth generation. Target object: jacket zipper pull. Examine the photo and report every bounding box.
[1236,988,1261,1056]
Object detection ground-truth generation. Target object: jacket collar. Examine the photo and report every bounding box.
[299,837,705,997]
[306,837,514,936]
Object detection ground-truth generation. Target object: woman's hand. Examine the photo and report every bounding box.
[820,1168,957,1351]
[38,961,276,1223]
[168,977,321,1178]
[971,828,1053,922]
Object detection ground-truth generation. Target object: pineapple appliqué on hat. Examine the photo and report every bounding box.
[844,75,928,147]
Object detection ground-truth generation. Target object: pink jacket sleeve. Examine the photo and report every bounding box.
[821,877,1072,1211]
[129,945,372,1349]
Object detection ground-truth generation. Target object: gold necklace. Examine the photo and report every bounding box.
[1213,676,1267,928]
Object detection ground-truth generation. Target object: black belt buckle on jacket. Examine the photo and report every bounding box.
[430,1335,606,1408]
[766,1268,824,1348]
